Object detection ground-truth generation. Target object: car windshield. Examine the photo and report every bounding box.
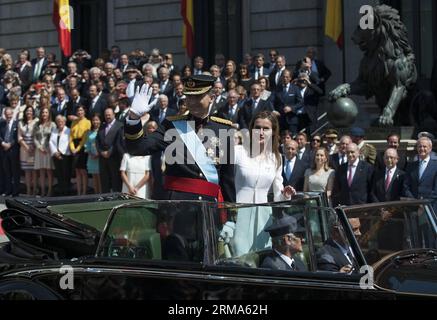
[343,203,437,265]
[97,202,206,264]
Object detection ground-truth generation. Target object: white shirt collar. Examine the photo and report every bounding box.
[420,156,431,163]
[386,166,397,174]
[274,249,295,269]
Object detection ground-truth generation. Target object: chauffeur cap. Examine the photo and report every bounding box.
[264,215,300,238]
[182,75,215,96]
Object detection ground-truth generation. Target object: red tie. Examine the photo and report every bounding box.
[347,165,353,187]
[385,170,392,191]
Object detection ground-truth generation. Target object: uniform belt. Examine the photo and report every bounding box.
[164,176,224,203]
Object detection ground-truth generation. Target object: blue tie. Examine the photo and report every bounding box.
[419,160,427,179]
[285,160,292,181]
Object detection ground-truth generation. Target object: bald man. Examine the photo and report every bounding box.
[332,143,374,206]
[371,148,405,202]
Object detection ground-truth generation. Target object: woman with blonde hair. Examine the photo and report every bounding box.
[303,147,335,198]
[33,106,56,196]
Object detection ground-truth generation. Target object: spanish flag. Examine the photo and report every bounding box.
[181,0,194,58]
[52,0,72,57]
[325,0,343,49]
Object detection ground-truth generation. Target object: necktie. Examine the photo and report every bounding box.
[290,259,296,270]
[285,160,292,181]
[347,165,354,187]
[419,160,426,179]
[256,68,260,80]
[33,60,41,81]
[276,70,281,85]
[385,169,392,191]
[253,99,258,111]
[340,154,345,165]
[159,110,166,123]
[105,123,111,136]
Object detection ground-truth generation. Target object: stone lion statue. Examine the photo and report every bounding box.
[329,5,417,126]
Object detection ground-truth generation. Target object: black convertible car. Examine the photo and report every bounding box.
[0,193,436,300]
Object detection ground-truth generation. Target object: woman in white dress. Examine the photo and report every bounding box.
[303,147,335,198]
[231,111,295,256]
[120,153,152,199]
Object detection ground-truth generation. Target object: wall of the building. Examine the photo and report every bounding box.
[246,0,323,69]
[0,0,60,60]
[109,0,186,66]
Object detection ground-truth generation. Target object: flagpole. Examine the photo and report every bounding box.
[341,0,346,83]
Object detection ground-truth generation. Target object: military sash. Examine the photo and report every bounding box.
[172,120,219,184]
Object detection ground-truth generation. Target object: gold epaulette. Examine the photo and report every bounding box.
[125,129,144,141]
[210,116,233,126]
[167,111,190,121]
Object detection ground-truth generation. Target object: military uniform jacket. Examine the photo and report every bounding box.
[125,113,236,202]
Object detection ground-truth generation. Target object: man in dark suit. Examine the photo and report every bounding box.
[210,81,227,115]
[238,83,274,130]
[268,55,287,92]
[150,95,177,125]
[88,85,108,118]
[316,217,360,273]
[295,133,311,167]
[31,47,48,82]
[282,140,307,191]
[0,117,6,195]
[217,89,240,128]
[251,53,270,80]
[330,135,351,171]
[157,66,173,98]
[66,88,87,125]
[403,137,437,204]
[15,53,32,92]
[50,88,69,122]
[0,108,20,196]
[261,215,307,272]
[306,47,332,95]
[375,133,407,171]
[285,72,322,135]
[371,148,405,202]
[333,143,374,206]
[96,108,124,193]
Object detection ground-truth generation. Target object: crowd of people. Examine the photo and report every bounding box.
[0,44,436,208]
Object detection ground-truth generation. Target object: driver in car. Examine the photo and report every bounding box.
[260,215,307,272]
[316,218,360,273]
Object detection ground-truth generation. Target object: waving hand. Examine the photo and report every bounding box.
[130,83,153,117]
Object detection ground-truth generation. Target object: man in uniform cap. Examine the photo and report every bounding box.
[350,127,377,165]
[323,128,338,155]
[260,215,307,271]
[124,75,236,203]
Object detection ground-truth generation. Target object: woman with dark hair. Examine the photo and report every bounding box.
[181,65,192,78]
[69,105,91,195]
[237,63,254,94]
[84,113,101,194]
[18,105,37,195]
[303,147,335,198]
[258,76,272,102]
[230,111,296,256]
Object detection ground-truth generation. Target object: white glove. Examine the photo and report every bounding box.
[130,83,153,117]
[219,221,236,244]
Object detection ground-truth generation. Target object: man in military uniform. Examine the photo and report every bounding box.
[350,127,377,165]
[124,75,236,202]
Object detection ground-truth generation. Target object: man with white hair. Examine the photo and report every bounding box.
[332,143,374,206]
[150,94,176,124]
[404,137,437,203]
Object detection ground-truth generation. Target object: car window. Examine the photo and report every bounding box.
[215,203,356,274]
[344,203,437,265]
[97,202,205,264]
